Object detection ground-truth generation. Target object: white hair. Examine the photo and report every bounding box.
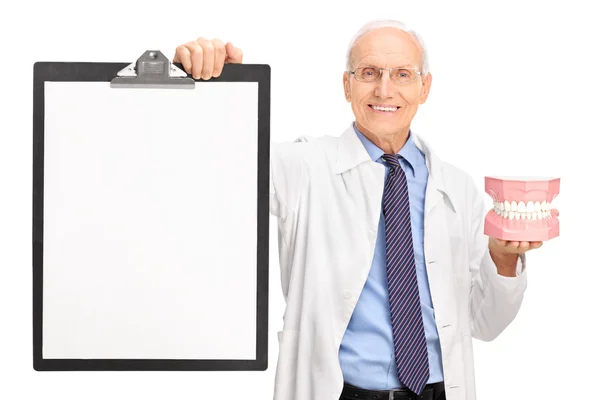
[345,20,430,75]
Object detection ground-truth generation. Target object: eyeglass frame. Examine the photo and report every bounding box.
[348,66,423,84]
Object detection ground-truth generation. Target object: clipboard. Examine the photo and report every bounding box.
[32,50,270,371]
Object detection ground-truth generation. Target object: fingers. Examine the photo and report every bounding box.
[212,38,226,77]
[492,238,543,254]
[173,38,240,80]
[195,37,214,80]
[173,40,205,79]
[225,41,243,64]
[495,239,507,247]
[173,45,192,76]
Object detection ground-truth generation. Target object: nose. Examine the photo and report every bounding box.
[374,72,394,98]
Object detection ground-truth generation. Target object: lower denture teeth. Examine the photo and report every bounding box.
[527,212,532,220]
[532,212,537,220]
[509,211,515,220]
[537,211,543,219]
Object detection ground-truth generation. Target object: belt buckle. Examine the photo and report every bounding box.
[388,389,405,400]
[388,388,422,400]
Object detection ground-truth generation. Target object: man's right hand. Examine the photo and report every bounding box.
[173,38,243,80]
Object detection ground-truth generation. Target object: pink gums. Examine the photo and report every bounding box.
[484,176,560,242]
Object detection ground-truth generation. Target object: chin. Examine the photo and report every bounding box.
[366,121,404,134]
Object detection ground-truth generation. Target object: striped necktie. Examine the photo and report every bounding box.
[381,153,430,395]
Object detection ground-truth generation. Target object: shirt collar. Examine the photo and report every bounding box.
[352,122,423,177]
[334,122,457,213]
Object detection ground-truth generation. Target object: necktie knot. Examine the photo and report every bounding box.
[381,153,400,168]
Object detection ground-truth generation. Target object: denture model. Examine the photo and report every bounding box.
[484,176,560,242]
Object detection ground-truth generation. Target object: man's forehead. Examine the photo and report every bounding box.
[352,28,422,67]
[354,51,419,68]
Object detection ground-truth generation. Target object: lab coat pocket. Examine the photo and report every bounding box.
[274,330,300,399]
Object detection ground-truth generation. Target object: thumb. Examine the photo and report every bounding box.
[225,42,243,64]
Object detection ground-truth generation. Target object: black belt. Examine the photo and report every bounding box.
[340,381,445,400]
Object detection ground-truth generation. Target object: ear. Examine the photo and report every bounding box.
[419,73,432,104]
[343,71,351,102]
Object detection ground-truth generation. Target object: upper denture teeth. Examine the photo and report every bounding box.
[494,198,557,221]
[526,201,534,212]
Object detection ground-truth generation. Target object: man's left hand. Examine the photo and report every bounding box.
[488,238,543,277]
[489,238,543,255]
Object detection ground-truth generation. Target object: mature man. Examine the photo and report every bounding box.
[174,20,542,400]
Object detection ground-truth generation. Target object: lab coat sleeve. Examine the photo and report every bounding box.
[467,178,528,342]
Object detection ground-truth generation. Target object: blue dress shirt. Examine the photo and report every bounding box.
[338,123,444,389]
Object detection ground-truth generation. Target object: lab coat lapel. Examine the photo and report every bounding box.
[412,134,457,329]
[334,124,385,235]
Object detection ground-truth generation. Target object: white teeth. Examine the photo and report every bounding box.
[526,201,534,212]
[372,105,398,112]
[494,199,557,220]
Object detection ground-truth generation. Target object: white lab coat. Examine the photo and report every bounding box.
[269,123,527,400]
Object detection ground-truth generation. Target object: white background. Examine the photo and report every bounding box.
[1,0,599,399]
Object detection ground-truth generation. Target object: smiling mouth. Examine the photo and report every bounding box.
[368,104,400,113]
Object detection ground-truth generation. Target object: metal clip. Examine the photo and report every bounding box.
[110,50,194,89]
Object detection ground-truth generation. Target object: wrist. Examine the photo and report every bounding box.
[489,249,518,277]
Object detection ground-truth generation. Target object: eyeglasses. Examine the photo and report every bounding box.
[349,66,422,84]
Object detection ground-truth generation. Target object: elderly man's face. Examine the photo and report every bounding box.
[343,28,432,140]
